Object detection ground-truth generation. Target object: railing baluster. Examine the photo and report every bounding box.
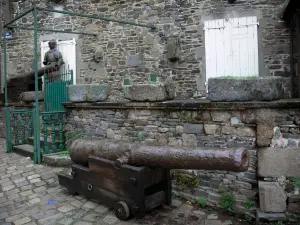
[29,111,33,137]
[43,115,48,154]
[21,112,26,144]
[51,114,57,152]
[59,113,65,151]
[14,113,19,145]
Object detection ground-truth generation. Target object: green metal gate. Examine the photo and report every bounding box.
[44,66,73,112]
[40,66,74,154]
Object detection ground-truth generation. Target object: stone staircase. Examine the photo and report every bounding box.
[12,134,61,159]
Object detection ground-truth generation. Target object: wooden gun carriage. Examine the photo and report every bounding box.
[58,139,249,220]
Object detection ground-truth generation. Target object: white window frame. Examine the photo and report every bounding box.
[204,16,259,89]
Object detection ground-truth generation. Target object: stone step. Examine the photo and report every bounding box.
[28,136,61,149]
[13,144,34,159]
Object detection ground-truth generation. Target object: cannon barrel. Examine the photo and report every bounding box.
[69,139,249,172]
[7,65,56,84]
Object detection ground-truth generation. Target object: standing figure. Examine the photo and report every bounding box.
[43,40,65,82]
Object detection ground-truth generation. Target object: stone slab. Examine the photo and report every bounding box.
[43,153,72,167]
[123,83,175,102]
[257,210,286,222]
[208,77,285,102]
[258,147,300,177]
[19,91,44,102]
[259,182,287,213]
[183,124,204,134]
[69,84,109,102]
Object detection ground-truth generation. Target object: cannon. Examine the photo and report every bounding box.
[58,139,249,220]
[6,65,57,101]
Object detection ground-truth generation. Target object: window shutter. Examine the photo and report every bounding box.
[204,16,259,82]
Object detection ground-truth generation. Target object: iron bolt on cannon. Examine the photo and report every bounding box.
[58,139,249,220]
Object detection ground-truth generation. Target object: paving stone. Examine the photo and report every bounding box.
[2,185,15,191]
[103,213,119,224]
[59,218,74,225]
[222,220,233,225]
[0,212,9,219]
[207,214,218,219]
[70,199,84,208]
[27,174,40,180]
[37,213,64,225]
[73,222,93,225]
[5,214,22,222]
[58,204,75,213]
[20,190,33,197]
[205,220,222,225]
[13,217,31,225]
[94,205,110,214]
[83,213,101,222]
[29,178,41,184]
[83,201,99,209]
[171,199,182,208]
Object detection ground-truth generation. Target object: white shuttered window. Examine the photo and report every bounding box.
[204,16,259,82]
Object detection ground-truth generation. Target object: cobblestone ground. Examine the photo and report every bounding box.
[0,139,249,225]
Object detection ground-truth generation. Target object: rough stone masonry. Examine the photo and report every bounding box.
[5,0,291,100]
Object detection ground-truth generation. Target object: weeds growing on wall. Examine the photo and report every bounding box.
[244,200,255,209]
[220,193,236,214]
[65,131,83,151]
[172,172,200,189]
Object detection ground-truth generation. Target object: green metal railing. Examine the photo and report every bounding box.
[41,111,65,154]
[5,109,34,153]
[44,66,74,112]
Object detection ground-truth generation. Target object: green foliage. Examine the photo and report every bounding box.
[178,111,193,123]
[173,172,200,189]
[134,132,145,142]
[244,200,255,209]
[220,193,236,214]
[65,131,83,150]
[59,151,69,157]
[291,177,300,188]
[273,222,285,225]
[243,215,254,224]
[197,198,207,208]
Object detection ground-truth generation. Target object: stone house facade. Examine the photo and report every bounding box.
[2,0,294,99]
[1,0,300,223]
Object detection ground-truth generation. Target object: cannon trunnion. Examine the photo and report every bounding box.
[58,155,172,220]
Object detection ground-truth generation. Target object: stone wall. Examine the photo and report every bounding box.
[64,100,300,222]
[4,0,291,99]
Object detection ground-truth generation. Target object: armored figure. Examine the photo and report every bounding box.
[43,40,65,82]
[43,40,64,68]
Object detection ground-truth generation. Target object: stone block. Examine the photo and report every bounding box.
[288,202,300,211]
[182,133,197,147]
[257,125,274,147]
[208,77,285,102]
[123,83,175,102]
[127,55,141,67]
[211,111,231,122]
[69,84,109,102]
[19,91,44,102]
[183,124,204,134]
[236,127,256,137]
[258,181,287,213]
[258,147,300,177]
[204,124,219,135]
[257,210,286,222]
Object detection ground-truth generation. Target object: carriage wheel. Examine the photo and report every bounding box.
[115,201,130,221]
